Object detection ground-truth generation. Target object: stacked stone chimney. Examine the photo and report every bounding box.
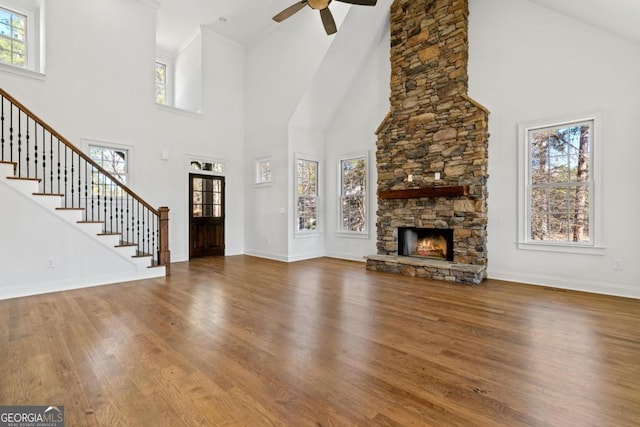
[366,0,489,284]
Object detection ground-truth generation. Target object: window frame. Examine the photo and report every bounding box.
[337,153,368,237]
[254,155,272,187]
[0,0,43,78]
[85,140,133,184]
[517,112,605,255]
[155,61,167,105]
[294,153,320,236]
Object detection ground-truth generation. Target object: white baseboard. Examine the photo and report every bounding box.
[488,269,640,299]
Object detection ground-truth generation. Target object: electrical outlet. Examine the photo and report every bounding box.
[46,257,55,269]
[435,172,441,180]
[408,174,413,182]
[613,259,623,270]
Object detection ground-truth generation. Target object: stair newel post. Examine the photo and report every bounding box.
[158,206,170,275]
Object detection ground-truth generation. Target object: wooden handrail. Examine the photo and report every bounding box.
[0,87,158,215]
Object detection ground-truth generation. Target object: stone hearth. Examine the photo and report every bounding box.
[366,0,489,285]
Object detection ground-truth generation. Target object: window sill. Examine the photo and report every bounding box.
[254,182,273,188]
[155,103,202,119]
[517,241,606,256]
[0,63,45,81]
[295,231,321,239]
[336,231,369,239]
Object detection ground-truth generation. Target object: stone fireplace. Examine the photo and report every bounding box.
[365,0,489,285]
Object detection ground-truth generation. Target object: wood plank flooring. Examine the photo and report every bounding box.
[1,255,639,426]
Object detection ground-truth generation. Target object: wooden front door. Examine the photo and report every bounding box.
[189,174,225,258]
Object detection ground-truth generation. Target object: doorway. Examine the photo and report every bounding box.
[189,174,225,258]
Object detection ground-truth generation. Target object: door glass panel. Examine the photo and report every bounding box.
[193,204,202,217]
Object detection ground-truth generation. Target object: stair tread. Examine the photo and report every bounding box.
[33,192,64,197]
[7,176,41,182]
[98,232,121,236]
[77,221,103,224]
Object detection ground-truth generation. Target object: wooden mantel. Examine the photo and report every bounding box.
[378,185,469,200]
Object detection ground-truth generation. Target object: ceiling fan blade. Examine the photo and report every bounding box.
[320,7,337,35]
[335,0,377,5]
[273,1,308,22]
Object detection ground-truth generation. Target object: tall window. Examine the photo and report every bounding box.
[519,114,602,253]
[339,155,367,234]
[155,61,167,105]
[296,156,318,233]
[0,6,26,67]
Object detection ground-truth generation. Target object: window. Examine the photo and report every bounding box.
[339,155,367,234]
[255,156,272,186]
[190,160,224,175]
[295,156,318,233]
[155,61,167,105]
[0,6,26,67]
[0,1,42,76]
[89,145,128,184]
[518,114,603,254]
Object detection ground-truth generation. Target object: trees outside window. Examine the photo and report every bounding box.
[0,6,26,67]
[155,61,167,105]
[339,155,367,234]
[296,157,318,233]
[518,114,604,254]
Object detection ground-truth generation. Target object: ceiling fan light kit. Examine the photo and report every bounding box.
[273,0,378,35]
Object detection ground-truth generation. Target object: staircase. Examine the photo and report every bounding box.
[0,88,170,299]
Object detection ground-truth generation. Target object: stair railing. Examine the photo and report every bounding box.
[0,88,170,273]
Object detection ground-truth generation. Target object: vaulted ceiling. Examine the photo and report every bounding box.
[155,0,640,53]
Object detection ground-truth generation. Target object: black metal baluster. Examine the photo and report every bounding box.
[1,95,4,161]
[56,138,61,194]
[136,201,140,254]
[70,150,75,207]
[49,134,53,192]
[41,128,46,192]
[120,186,124,239]
[63,146,68,207]
[127,193,131,243]
[33,120,38,180]
[77,154,82,210]
[9,105,13,164]
[17,110,21,175]
[103,174,107,227]
[91,166,96,221]
[84,161,88,221]
[25,116,30,177]
[147,209,151,258]
[109,179,114,234]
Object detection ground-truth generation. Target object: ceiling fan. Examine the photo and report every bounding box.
[273,0,378,35]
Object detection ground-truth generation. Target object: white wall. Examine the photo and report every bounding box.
[324,30,391,261]
[0,179,142,299]
[174,29,202,113]
[0,0,246,279]
[244,7,342,261]
[469,0,640,298]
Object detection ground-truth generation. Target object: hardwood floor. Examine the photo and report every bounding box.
[1,256,638,426]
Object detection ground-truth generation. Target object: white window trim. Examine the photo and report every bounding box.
[336,152,369,237]
[83,137,134,187]
[294,153,320,237]
[517,112,605,255]
[254,155,273,187]
[0,0,44,78]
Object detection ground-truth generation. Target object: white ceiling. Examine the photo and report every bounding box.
[155,0,640,53]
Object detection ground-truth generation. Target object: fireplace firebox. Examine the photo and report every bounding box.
[397,227,454,262]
